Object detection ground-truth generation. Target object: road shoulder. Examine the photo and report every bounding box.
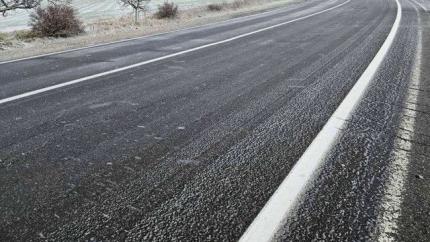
[397,3,430,241]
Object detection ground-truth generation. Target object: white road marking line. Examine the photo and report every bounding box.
[376,2,422,240]
[410,0,428,11]
[0,0,350,106]
[239,0,402,240]
[0,0,309,65]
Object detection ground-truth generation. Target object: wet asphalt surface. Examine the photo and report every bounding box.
[0,0,428,241]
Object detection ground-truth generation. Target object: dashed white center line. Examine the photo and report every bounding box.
[0,0,350,106]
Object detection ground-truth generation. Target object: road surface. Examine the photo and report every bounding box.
[0,0,429,240]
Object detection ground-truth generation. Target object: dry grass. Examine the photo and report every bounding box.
[0,32,13,50]
[0,0,293,61]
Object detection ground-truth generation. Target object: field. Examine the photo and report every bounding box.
[0,0,225,32]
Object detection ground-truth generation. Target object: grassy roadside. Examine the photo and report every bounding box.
[0,0,295,62]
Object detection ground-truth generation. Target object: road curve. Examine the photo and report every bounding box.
[274,0,430,241]
[0,0,426,240]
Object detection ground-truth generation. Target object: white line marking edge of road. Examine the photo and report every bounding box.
[0,0,306,65]
[0,0,351,106]
[239,0,402,241]
[0,10,275,65]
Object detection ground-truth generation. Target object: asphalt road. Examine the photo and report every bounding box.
[0,0,428,241]
[276,0,430,241]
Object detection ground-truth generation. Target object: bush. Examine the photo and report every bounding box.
[207,3,224,11]
[29,4,84,38]
[156,2,178,19]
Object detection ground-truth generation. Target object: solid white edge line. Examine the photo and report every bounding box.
[0,0,300,65]
[239,0,402,241]
[0,0,350,106]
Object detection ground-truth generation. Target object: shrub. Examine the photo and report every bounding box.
[207,3,223,11]
[156,2,178,19]
[29,4,84,38]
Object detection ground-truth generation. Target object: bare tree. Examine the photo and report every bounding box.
[120,0,150,24]
[0,0,41,15]
[1,0,68,16]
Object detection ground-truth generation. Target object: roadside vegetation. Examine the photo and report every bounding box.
[156,2,178,19]
[0,0,292,60]
[0,32,12,49]
[120,0,151,24]
[30,4,84,37]
[207,3,224,11]
[207,0,253,12]
[0,0,40,15]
